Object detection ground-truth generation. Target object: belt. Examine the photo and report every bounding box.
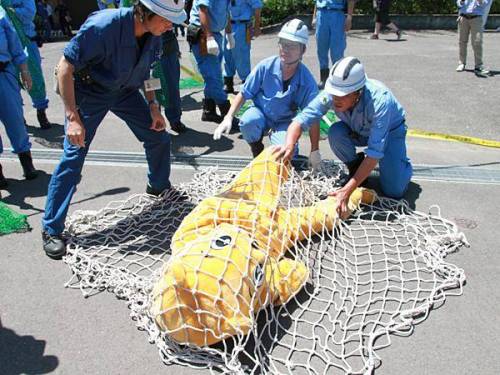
[230,20,250,24]
[460,14,479,19]
[0,61,9,72]
[318,7,344,12]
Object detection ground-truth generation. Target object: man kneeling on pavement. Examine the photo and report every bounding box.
[276,56,413,216]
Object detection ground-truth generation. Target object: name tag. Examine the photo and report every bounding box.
[144,78,162,91]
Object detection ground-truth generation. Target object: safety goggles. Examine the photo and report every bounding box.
[278,39,302,52]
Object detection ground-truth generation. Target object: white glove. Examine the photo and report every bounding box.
[213,116,233,140]
[226,32,236,50]
[309,150,322,172]
[207,37,219,55]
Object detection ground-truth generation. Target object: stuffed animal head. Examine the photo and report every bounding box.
[151,222,309,347]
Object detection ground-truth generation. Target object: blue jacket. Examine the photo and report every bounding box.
[295,79,406,159]
[63,7,161,93]
[241,56,319,126]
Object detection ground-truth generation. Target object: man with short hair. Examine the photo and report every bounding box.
[277,57,413,215]
[42,0,187,259]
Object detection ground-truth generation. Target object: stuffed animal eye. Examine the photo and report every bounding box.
[210,235,232,250]
[253,264,265,288]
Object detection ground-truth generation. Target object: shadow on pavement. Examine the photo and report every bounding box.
[0,321,59,375]
[26,123,65,149]
[1,169,130,218]
[171,127,234,161]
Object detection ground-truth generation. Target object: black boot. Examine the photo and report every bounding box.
[218,100,240,133]
[42,231,66,259]
[249,139,264,158]
[0,163,8,189]
[36,109,52,129]
[224,76,235,94]
[318,68,330,90]
[201,98,222,123]
[170,120,188,134]
[345,152,365,178]
[18,151,38,180]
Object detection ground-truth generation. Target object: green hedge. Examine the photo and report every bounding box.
[261,0,500,26]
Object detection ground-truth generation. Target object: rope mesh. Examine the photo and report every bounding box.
[64,155,467,375]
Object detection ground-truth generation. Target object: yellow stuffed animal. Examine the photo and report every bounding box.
[150,147,376,347]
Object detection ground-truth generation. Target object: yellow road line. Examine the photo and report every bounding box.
[408,129,500,148]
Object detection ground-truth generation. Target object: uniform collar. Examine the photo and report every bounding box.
[120,7,137,47]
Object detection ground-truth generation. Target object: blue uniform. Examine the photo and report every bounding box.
[222,0,262,82]
[0,9,31,156]
[457,0,490,16]
[316,0,347,70]
[9,0,49,110]
[190,0,230,104]
[295,79,412,198]
[42,8,171,236]
[240,56,318,153]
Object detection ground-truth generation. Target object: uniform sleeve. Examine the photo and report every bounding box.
[12,0,36,25]
[63,22,106,71]
[365,93,392,160]
[240,62,264,100]
[293,91,331,132]
[250,0,263,9]
[3,17,27,65]
[197,0,211,7]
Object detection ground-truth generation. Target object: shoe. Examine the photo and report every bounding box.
[146,184,188,201]
[0,163,8,189]
[456,63,466,72]
[170,120,188,134]
[248,139,264,158]
[318,68,330,90]
[224,76,235,94]
[18,151,38,180]
[396,29,402,40]
[42,231,66,259]
[201,98,222,123]
[36,109,52,129]
[474,65,490,77]
[369,34,379,40]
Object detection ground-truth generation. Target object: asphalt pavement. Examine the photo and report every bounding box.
[0,29,499,375]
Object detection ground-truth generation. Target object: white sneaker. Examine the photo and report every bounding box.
[456,63,465,72]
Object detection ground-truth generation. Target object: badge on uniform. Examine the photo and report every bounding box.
[321,93,330,106]
[144,78,162,92]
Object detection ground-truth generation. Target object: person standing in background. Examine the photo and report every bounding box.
[2,0,53,129]
[455,0,491,76]
[222,0,262,94]
[187,0,235,124]
[0,8,38,188]
[313,0,355,89]
[370,0,402,40]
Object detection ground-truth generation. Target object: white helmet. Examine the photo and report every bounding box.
[139,0,186,25]
[325,57,367,97]
[278,19,309,45]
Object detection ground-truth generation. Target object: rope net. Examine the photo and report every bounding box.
[64,149,467,375]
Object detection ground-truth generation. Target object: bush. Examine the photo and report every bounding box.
[261,0,500,26]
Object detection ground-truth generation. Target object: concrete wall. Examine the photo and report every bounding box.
[263,14,500,34]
